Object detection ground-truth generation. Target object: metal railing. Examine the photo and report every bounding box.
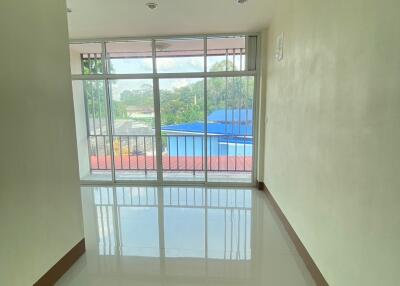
[88,134,253,173]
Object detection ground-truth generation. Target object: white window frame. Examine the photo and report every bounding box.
[70,33,262,188]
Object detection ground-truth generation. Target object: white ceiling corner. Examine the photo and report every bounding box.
[67,0,275,39]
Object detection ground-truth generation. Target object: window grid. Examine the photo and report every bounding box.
[71,34,259,184]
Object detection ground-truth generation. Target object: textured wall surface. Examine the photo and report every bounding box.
[263,0,400,285]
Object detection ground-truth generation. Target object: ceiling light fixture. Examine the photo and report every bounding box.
[145,2,159,10]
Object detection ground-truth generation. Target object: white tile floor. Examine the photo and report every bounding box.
[57,187,315,286]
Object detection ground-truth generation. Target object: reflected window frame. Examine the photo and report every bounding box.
[91,187,252,260]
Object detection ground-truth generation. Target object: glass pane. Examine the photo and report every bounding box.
[159,78,205,181]
[69,43,103,75]
[207,76,254,183]
[207,36,246,72]
[106,41,153,74]
[156,38,204,73]
[72,80,112,181]
[109,79,157,181]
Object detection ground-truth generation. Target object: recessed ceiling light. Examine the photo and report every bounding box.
[145,2,158,10]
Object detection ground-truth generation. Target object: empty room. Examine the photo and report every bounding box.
[0,0,399,285]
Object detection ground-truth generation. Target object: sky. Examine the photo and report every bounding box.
[110,55,245,100]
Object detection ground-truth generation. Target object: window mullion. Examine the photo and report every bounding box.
[204,36,208,183]
[152,39,163,183]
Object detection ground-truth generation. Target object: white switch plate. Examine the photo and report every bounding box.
[275,32,284,61]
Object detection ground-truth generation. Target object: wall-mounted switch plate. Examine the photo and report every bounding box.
[275,32,284,62]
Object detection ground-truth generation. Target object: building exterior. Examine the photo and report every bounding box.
[161,109,253,156]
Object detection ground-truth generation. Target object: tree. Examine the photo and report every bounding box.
[84,80,107,120]
[83,60,254,127]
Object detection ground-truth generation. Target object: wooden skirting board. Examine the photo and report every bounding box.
[33,239,85,286]
[257,181,329,286]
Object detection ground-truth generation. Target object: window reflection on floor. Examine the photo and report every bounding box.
[59,186,315,286]
[92,187,252,260]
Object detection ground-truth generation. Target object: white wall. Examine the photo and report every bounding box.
[72,81,91,179]
[262,0,400,285]
[0,0,84,285]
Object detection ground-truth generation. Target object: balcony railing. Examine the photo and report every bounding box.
[88,134,253,173]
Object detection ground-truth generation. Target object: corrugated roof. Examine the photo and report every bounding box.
[161,122,252,136]
[208,109,253,122]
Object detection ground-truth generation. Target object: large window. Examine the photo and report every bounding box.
[70,35,259,184]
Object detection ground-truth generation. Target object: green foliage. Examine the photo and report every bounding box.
[120,83,154,108]
[112,101,128,119]
[83,60,254,127]
[82,58,103,74]
[84,80,107,119]
[160,79,205,125]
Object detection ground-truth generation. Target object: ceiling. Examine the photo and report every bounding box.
[66,0,275,39]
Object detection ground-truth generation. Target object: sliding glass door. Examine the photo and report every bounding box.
[110,79,157,181]
[70,34,259,184]
[159,78,206,182]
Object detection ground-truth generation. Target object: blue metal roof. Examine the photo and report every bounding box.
[161,122,252,136]
[208,109,253,122]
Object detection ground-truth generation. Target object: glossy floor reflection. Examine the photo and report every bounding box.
[57,187,315,286]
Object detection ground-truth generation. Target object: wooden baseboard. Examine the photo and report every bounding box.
[33,239,85,286]
[257,181,266,191]
[257,181,329,286]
